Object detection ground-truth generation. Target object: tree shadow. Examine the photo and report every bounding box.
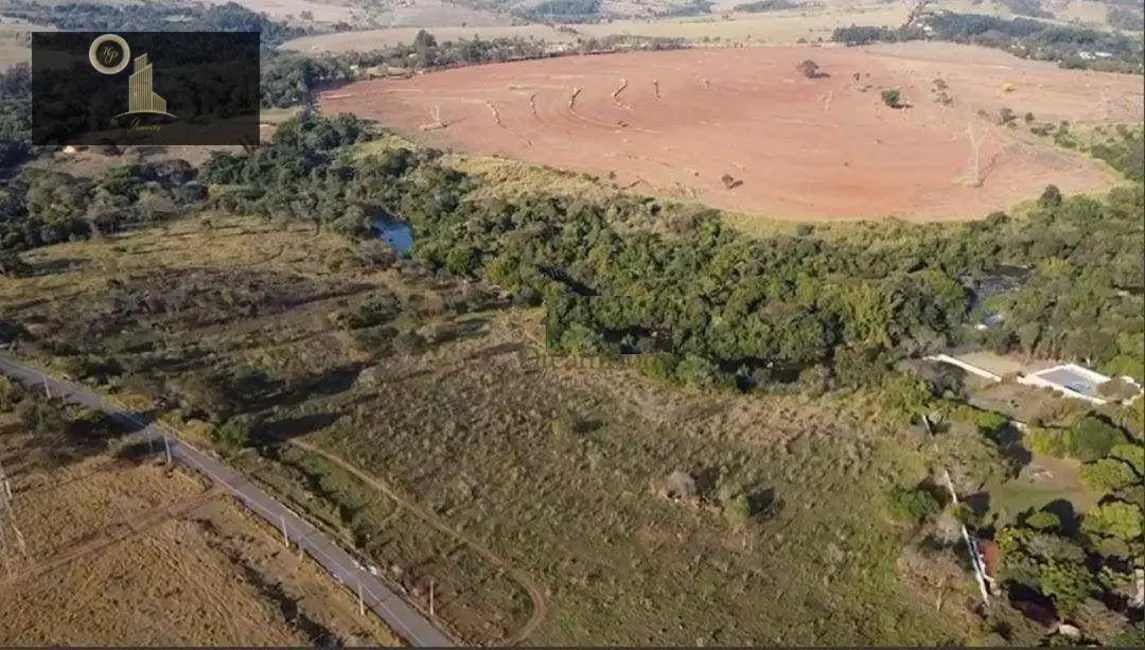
[462,341,523,363]
[747,486,782,520]
[110,409,159,435]
[1040,498,1080,536]
[32,257,89,277]
[995,423,1033,473]
[692,466,721,497]
[254,412,339,445]
[242,364,364,413]
[113,439,162,463]
[916,477,950,506]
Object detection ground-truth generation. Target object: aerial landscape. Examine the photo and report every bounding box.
[0,0,1143,647]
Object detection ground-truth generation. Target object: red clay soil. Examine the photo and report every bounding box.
[319,44,1144,221]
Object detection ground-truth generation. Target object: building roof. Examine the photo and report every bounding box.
[978,538,1001,578]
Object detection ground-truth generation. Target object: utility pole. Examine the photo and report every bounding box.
[358,581,365,616]
[163,435,172,465]
[0,458,28,575]
[41,375,50,399]
[429,579,435,617]
[280,515,288,547]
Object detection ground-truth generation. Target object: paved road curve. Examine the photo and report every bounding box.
[0,353,454,648]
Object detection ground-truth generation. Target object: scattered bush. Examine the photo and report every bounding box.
[881,88,901,108]
[1024,510,1061,531]
[210,414,254,450]
[720,173,743,190]
[796,59,823,79]
[1023,416,1127,462]
[884,484,942,523]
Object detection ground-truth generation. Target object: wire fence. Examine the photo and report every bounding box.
[115,407,439,647]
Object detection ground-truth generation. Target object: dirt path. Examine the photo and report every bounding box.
[289,440,549,646]
[2,487,222,588]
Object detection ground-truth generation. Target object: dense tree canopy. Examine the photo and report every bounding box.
[834,11,1144,73]
[192,115,1145,393]
[0,0,307,47]
[260,33,687,109]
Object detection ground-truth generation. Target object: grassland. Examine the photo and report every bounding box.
[281,1,911,50]
[0,213,1000,645]
[278,0,1131,53]
[0,414,403,646]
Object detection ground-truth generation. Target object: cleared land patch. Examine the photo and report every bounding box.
[320,43,1141,220]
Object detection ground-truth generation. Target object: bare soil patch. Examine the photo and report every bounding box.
[322,43,1142,220]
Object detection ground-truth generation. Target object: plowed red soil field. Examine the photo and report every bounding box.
[320,43,1144,221]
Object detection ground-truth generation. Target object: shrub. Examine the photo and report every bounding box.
[1108,444,1144,477]
[952,404,1009,437]
[675,354,719,389]
[1071,416,1127,462]
[638,352,680,380]
[1037,184,1063,209]
[1024,510,1061,531]
[884,485,942,523]
[1081,501,1143,542]
[1024,417,1127,461]
[1079,458,1137,493]
[723,492,753,523]
[881,88,901,108]
[1038,559,1094,617]
[879,372,933,422]
[210,415,253,450]
[796,59,821,78]
[1023,426,1070,457]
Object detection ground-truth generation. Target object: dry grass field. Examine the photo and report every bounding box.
[277,0,1130,53]
[321,42,1139,220]
[219,0,511,26]
[280,1,910,51]
[0,416,403,646]
[0,18,44,67]
[207,0,355,23]
[0,216,990,645]
[283,21,566,52]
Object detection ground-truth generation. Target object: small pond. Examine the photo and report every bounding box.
[372,216,414,254]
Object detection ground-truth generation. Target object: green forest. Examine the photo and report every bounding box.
[260,31,686,109]
[183,115,1144,395]
[833,11,1145,74]
[0,0,308,47]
